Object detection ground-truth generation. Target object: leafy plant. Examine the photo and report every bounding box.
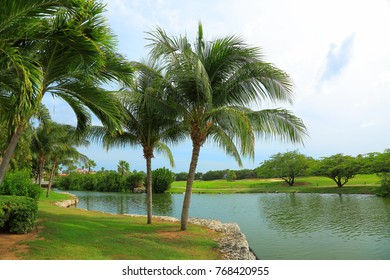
[375,173,390,197]
[0,170,42,200]
[0,196,38,233]
[152,168,175,193]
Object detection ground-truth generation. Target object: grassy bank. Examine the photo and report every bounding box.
[18,192,221,260]
[169,174,380,194]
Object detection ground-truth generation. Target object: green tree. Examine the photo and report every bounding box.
[89,61,182,224]
[148,23,307,230]
[226,170,237,182]
[313,154,360,187]
[117,160,130,176]
[0,0,133,184]
[256,150,313,186]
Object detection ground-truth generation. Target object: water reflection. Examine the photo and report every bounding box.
[259,193,390,240]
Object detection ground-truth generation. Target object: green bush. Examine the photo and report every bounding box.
[376,173,390,197]
[0,170,42,200]
[0,196,38,233]
[152,168,175,193]
[124,172,145,191]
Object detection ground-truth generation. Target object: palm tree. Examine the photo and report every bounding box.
[45,124,89,197]
[117,160,130,176]
[148,23,307,230]
[90,60,183,224]
[0,0,133,184]
[85,159,97,174]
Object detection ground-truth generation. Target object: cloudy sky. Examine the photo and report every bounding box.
[44,0,390,173]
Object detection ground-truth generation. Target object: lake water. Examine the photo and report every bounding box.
[65,191,390,260]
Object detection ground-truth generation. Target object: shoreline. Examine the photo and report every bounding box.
[54,192,257,260]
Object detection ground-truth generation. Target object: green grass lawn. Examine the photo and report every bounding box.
[20,192,221,260]
[170,174,380,194]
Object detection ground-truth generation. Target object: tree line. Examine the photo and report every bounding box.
[1,0,306,230]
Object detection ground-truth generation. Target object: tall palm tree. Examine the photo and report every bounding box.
[90,60,184,224]
[148,23,307,230]
[0,0,133,184]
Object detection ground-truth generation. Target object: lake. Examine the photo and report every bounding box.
[65,190,390,260]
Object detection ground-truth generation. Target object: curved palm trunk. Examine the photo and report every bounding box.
[181,142,201,230]
[0,124,25,185]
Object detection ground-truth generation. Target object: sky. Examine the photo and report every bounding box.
[43,0,390,173]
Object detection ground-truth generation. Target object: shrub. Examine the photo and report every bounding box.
[124,172,145,191]
[96,172,124,192]
[376,173,390,197]
[0,170,42,200]
[152,168,175,193]
[0,196,38,233]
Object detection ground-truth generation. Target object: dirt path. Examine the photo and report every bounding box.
[0,228,40,260]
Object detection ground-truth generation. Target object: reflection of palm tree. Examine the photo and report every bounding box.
[90,61,182,224]
[148,23,307,230]
[0,0,133,184]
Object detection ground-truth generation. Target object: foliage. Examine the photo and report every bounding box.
[312,154,361,187]
[152,168,175,193]
[124,171,145,191]
[0,195,38,233]
[256,150,313,186]
[226,170,237,182]
[202,170,227,181]
[57,171,145,192]
[0,170,42,200]
[0,0,133,185]
[175,172,189,181]
[375,173,390,197]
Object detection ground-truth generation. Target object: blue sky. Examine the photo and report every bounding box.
[43,0,390,173]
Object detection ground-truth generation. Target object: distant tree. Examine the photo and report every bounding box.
[235,169,257,180]
[202,170,226,181]
[175,172,188,181]
[117,160,130,176]
[256,150,313,186]
[226,170,237,182]
[313,154,360,187]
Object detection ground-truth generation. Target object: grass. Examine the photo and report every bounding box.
[169,174,381,194]
[19,192,221,260]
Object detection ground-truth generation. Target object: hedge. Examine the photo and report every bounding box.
[0,196,38,233]
[0,170,42,200]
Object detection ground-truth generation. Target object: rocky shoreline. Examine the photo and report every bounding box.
[54,193,257,260]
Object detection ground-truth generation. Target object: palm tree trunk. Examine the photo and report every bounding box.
[38,156,45,187]
[0,124,25,185]
[181,142,201,230]
[146,156,153,224]
[47,159,58,198]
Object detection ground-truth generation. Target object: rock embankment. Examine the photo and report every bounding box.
[54,199,79,208]
[126,214,257,260]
